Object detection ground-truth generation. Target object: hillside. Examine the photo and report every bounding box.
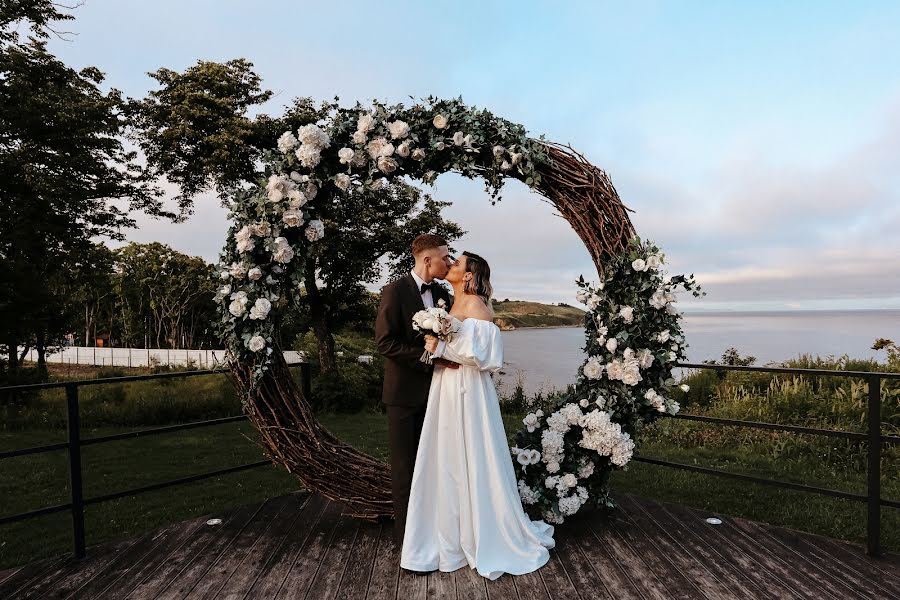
[491,300,585,330]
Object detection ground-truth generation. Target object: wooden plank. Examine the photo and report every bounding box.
[241,493,331,599]
[426,568,456,599]
[124,501,262,599]
[756,523,900,599]
[334,520,380,600]
[272,498,345,599]
[365,522,400,600]
[22,536,137,600]
[565,513,642,600]
[617,494,755,600]
[623,495,764,600]
[0,566,22,587]
[657,499,832,600]
[606,504,705,600]
[813,536,900,592]
[182,494,295,599]
[210,492,311,600]
[510,567,549,600]
[300,506,362,600]
[727,514,882,600]
[92,513,208,600]
[454,563,488,600]
[535,548,579,600]
[152,497,280,600]
[0,555,71,600]
[64,517,205,600]
[586,512,670,600]
[395,561,427,600]
[549,528,614,600]
[483,568,518,600]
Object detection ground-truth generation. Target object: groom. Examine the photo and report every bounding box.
[375,233,457,545]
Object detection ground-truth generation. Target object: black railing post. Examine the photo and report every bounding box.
[300,362,312,401]
[65,383,86,559]
[866,374,881,556]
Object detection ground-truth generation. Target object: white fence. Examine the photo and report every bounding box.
[20,346,306,368]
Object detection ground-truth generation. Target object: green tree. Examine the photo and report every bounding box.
[0,2,165,376]
[133,60,463,373]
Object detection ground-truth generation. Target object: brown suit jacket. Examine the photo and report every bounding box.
[375,274,452,407]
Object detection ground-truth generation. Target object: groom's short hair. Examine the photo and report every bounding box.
[412,234,447,258]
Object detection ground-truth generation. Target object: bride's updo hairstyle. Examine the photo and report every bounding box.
[462,251,494,314]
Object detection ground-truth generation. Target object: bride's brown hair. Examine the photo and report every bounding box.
[462,251,494,315]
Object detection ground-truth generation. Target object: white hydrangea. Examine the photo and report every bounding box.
[296,124,330,149]
[277,131,298,153]
[578,409,635,466]
[559,403,584,425]
[577,460,595,479]
[543,510,564,524]
[518,480,538,505]
[545,411,570,434]
[558,494,583,516]
[541,429,565,464]
[295,145,322,168]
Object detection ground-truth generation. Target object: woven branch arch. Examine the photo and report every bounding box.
[217,99,636,519]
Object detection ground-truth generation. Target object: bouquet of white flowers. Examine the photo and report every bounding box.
[411,299,459,364]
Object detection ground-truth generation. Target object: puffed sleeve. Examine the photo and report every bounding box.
[437,320,503,372]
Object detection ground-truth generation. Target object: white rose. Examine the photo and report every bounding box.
[305,219,325,242]
[434,141,446,151]
[229,262,247,279]
[606,338,618,353]
[510,152,524,165]
[562,473,578,488]
[266,175,292,203]
[289,171,308,183]
[632,258,647,272]
[219,285,231,295]
[396,141,411,158]
[282,209,304,228]
[337,147,354,164]
[680,384,690,392]
[277,131,298,153]
[228,299,247,317]
[493,145,505,158]
[647,255,661,269]
[250,221,271,237]
[287,188,307,208]
[657,330,671,343]
[247,267,262,281]
[583,356,604,380]
[377,156,398,174]
[219,271,231,281]
[334,173,351,191]
[366,137,393,159]
[452,131,465,146]
[387,120,410,139]
[248,335,266,352]
[411,148,426,161]
[351,130,367,145]
[579,399,589,407]
[357,113,375,133]
[249,297,272,320]
[500,160,511,171]
[272,237,294,264]
[546,461,560,473]
[619,306,634,323]
[432,114,448,129]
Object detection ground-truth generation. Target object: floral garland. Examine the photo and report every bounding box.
[214,97,549,388]
[511,237,704,524]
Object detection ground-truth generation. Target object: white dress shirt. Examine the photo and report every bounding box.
[410,269,435,309]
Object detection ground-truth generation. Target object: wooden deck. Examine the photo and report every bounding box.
[2,491,898,600]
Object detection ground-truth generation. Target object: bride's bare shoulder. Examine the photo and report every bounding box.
[467,300,494,322]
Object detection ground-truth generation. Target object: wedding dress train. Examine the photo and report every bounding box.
[399,317,555,580]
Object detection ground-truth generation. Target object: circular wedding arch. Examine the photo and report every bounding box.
[216,98,636,519]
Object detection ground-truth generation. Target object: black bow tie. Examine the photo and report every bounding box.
[420,282,440,295]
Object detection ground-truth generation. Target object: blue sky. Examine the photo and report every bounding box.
[48,1,900,311]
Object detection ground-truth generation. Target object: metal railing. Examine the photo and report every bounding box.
[0,363,311,559]
[637,362,900,556]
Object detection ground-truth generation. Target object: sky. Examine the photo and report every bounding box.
[46,1,900,311]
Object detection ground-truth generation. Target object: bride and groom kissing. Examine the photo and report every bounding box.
[375,234,555,581]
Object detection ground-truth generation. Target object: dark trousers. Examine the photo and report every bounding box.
[387,403,427,545]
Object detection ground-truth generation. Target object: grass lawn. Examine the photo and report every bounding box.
[1,411,897,569]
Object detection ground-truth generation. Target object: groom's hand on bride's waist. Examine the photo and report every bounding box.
[433,357,460,369]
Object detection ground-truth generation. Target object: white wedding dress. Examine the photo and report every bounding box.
[399,317,555,580]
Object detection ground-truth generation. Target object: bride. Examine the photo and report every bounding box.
[399,251,556,580]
